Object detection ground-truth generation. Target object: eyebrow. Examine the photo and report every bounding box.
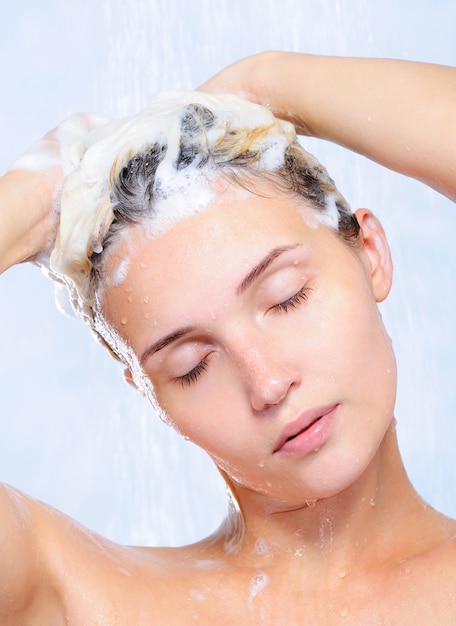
[236,243,301,295]
[140,243,301,363]
[140,326,195,364]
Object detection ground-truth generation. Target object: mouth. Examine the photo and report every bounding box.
[273,405,338,455]
[284,416,322,443]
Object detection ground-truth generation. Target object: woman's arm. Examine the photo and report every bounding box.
[200,52,456,200]
[0,168,60,274]
[0,115,111,618]
[0,113,109,275]
[0,484,55,621]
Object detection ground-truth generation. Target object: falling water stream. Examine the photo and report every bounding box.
[1,0,455,546]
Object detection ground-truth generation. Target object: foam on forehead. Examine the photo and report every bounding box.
[50,91,296,314]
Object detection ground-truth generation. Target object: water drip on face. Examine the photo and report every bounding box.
[110,257,131,287]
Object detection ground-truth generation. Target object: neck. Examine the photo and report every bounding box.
[215,421,431,573]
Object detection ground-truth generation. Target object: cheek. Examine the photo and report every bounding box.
[310,270,396,391]
[331,289,397,424]
[153,371,235,441]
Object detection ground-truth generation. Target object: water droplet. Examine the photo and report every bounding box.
[144,312,150,320]
[190,588,205,602]
[254,538,271,556]
[121,317,128,325]
[370,498,376,507]
[340,607,349,618]
[293,258,299,266]
[266,481,272,488]
[140,261,147,269]
[306,500,316,508]
[338,570,347,579]
[125,285,133,293]
[257,460,265,468]
[249,572,269,599]
[143,295,149,304]
[127,295,133,303]
[313,446,320,453]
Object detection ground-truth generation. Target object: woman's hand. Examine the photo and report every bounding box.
[0,114,109,274]
[200,52,456,200]
[198,52,312,133]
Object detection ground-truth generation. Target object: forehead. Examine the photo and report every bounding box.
[99,189,355,371]
[98,187,343,350]
[103,187,325,290]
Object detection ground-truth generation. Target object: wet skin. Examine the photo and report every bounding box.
[101,183,397,509]
[3,182,456,625]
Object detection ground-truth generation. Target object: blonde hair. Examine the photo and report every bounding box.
[50,91,357,364]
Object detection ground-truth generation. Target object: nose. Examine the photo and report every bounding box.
[233,339,301,412]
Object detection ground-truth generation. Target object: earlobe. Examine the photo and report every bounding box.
[354,208,393,302]
[123,368,138,390]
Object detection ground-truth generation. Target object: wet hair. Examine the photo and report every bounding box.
[97,106,359,261]
[50,92,359,371]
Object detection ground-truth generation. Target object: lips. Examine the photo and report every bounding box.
[273,404,338,454]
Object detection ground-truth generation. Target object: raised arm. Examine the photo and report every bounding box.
[0,168,60,274]
[200,52,456,200]
[0,115,110,620]
[0,485,58,621]
[0,113,109,275]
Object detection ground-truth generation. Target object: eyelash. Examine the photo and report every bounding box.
[271,286,309,313]
[178,357,209,387]
[177,287,309,387]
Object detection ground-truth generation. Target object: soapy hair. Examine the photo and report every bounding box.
[50,91,358,369]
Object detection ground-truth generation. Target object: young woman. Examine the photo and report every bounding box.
[1,53,455,624]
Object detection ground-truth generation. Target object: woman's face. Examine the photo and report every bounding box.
[101,183,396,505]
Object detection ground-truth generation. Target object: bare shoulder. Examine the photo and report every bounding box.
[386,513,456,622]
[0,483,70,623]
[421,513,456,569]
[425,516,456,576]
[0,483,184,624]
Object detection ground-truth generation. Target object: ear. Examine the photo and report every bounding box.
[123,368,138,390]
[354,208,393,303]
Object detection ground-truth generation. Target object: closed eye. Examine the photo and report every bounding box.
[272,287,310,313]
[177,356,210,387]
